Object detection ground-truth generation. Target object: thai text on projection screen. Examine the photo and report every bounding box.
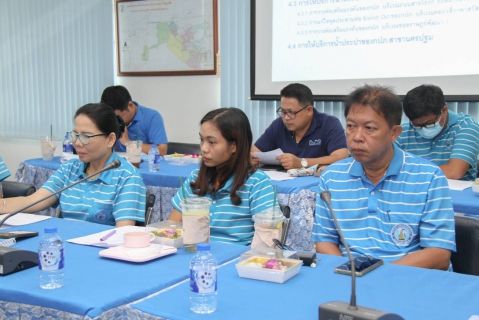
[272,0,479,82]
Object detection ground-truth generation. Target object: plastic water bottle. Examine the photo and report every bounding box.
[190,243,217,314]
[38,227,65,289]
[148,144,161,172]
[62,133,73,155]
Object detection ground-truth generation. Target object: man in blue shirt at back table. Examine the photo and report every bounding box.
[252,83,348,170]
[395,84,479,181]
[101,85,169,156]
[312,84,455,270]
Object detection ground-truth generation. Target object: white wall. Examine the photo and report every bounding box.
[0,75,220,180]
[117,75,221,143]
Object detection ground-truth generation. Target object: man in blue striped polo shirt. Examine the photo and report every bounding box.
[312,84,456,270]
[396,84,479,181]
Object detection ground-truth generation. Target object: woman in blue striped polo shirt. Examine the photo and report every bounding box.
[170,108,277,245]
[2,103,146,226]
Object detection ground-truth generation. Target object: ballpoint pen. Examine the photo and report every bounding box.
[100,230,116,241]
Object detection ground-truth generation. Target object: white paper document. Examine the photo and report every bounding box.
[253,148,284,165]
[264,171,295,181]
[0,213,52,230]
[447,179,473,191]
[67,225,153,248]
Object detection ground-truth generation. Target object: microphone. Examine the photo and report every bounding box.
[0,159,121,228]
[318,190,404,320]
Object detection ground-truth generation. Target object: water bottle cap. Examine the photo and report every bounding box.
[197,243,210,251]
[151,144,157,149]
[44,227,57,233]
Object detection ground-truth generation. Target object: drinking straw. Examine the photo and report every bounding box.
[136,129,139,147]
[273,185,277,216]
[179,176,187,204]
[50,124,53,141]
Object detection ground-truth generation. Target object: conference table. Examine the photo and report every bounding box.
[127,254,479,320]
[0,217,249,319]
[14,156,479,252]
[2,218,479,320]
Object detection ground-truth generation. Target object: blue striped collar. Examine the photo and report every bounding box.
[79,152,119,184]
[349,144,404,179]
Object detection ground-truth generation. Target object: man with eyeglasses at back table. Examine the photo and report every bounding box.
[251,83,348,170]
[395,84,479,181]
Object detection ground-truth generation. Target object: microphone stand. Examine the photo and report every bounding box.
[319,190,404,320]
[0,159,121,228]
[320,190,357,310]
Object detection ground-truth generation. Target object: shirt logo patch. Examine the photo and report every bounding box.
[391,224,413,246]
[445,139,452,150]
[94,210,110,223]
[309,139,321,146]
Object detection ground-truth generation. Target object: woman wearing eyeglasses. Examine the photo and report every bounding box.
[1,103,146,226]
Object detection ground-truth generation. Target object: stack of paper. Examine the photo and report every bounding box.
[67,225,153,248]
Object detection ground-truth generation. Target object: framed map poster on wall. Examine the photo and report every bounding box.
[115,0,218,76]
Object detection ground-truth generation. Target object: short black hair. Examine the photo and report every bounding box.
[100,85,132,112]
[280,83,313,107]
[75,103,125,142]
[344,84,402,128]
[403,84,445,121]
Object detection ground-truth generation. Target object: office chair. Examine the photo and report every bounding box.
[451,215,479,276]
[167,142,201,155]
[2,181,36,198]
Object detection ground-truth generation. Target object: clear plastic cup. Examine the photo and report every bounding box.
[181,197,212,252]
[40,135,56,161]
[125,140,142,168]
[252,208,285,229]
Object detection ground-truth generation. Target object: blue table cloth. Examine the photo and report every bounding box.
[130,254,479,320]
[0,218,249,319]
[450,188,479,218]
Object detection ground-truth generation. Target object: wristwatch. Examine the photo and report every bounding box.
[301,158,308,168]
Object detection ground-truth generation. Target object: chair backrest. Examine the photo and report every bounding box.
[145,191,156,225]
[136,191,156,227]
[1,181,35,198]
[168,142,201,155]
[451,215,479,276]
[279,205,291,244]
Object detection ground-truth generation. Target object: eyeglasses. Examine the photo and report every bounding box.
[69,132,108,145]
[276,105,308,119]
[410,113,442,130]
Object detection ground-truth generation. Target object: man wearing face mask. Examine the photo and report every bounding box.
[396,84,479,181]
